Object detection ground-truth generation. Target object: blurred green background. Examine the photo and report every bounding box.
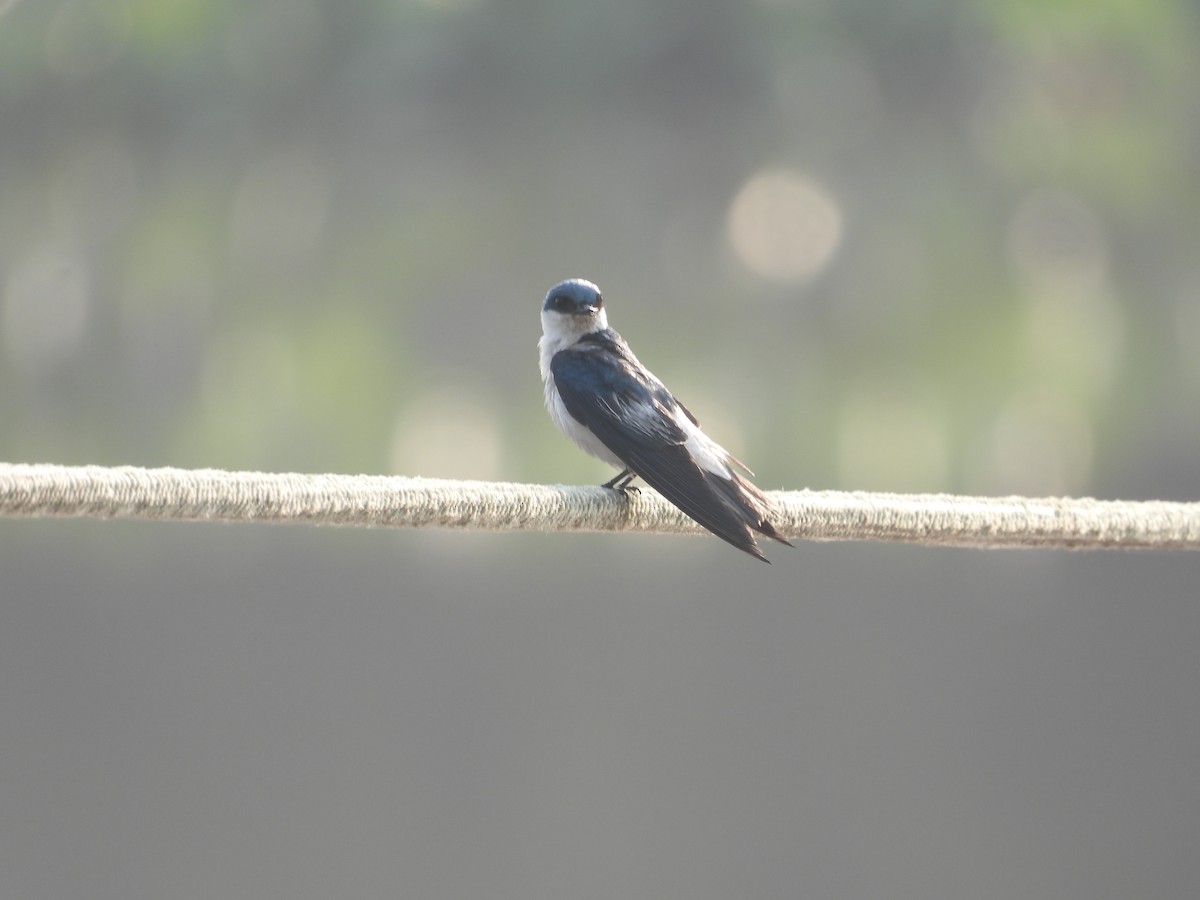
[2,2,1198,898]
[5,0,1198,493]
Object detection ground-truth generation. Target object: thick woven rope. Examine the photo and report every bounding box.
[3,463,1198,550]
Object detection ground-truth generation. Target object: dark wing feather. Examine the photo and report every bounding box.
[551,333,790,560]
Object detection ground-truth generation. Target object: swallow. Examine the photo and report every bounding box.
[538,278,792,561]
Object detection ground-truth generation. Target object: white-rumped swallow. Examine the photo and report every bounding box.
[539,278,792,561]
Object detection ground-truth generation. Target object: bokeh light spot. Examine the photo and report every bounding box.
[974,390,1094,496]
[229,150,330,270]
[45,0,129,79]
[2,246,90,378]
[1177,285,1200,389]
[727,169,843,285]
[391,384,504,480]
[1007,187,1108,295]
[836,389,950,491]
[51,135,140,244]
[1008,188,1125,397]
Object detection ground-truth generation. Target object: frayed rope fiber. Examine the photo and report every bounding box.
[2,462,1198,550]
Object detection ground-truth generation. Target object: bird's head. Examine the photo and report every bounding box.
[541,278,609,341]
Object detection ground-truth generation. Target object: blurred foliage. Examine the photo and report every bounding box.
[1,0,1197,496]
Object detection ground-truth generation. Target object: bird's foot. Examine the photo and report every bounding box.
[602,469,639,495]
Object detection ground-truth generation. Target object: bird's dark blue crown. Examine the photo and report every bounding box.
[543,279,603,315]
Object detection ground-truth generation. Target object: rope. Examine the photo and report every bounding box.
[1,462,1197,550]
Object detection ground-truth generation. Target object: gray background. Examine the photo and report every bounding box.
[2,2,1198,897]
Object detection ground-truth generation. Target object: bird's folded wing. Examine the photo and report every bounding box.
[551,346,774,558]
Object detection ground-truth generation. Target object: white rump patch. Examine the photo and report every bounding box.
[674,408,734,479]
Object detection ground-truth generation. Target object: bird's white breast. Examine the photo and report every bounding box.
[543,373,625,468]
[539,308,625,469]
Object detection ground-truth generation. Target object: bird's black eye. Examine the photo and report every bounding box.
[545,288,601,314]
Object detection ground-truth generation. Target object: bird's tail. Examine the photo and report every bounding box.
[713,473,794,550]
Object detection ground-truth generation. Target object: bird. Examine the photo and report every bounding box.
[538,278,793,562]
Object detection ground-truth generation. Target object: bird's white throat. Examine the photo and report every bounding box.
[538,307,609,379]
